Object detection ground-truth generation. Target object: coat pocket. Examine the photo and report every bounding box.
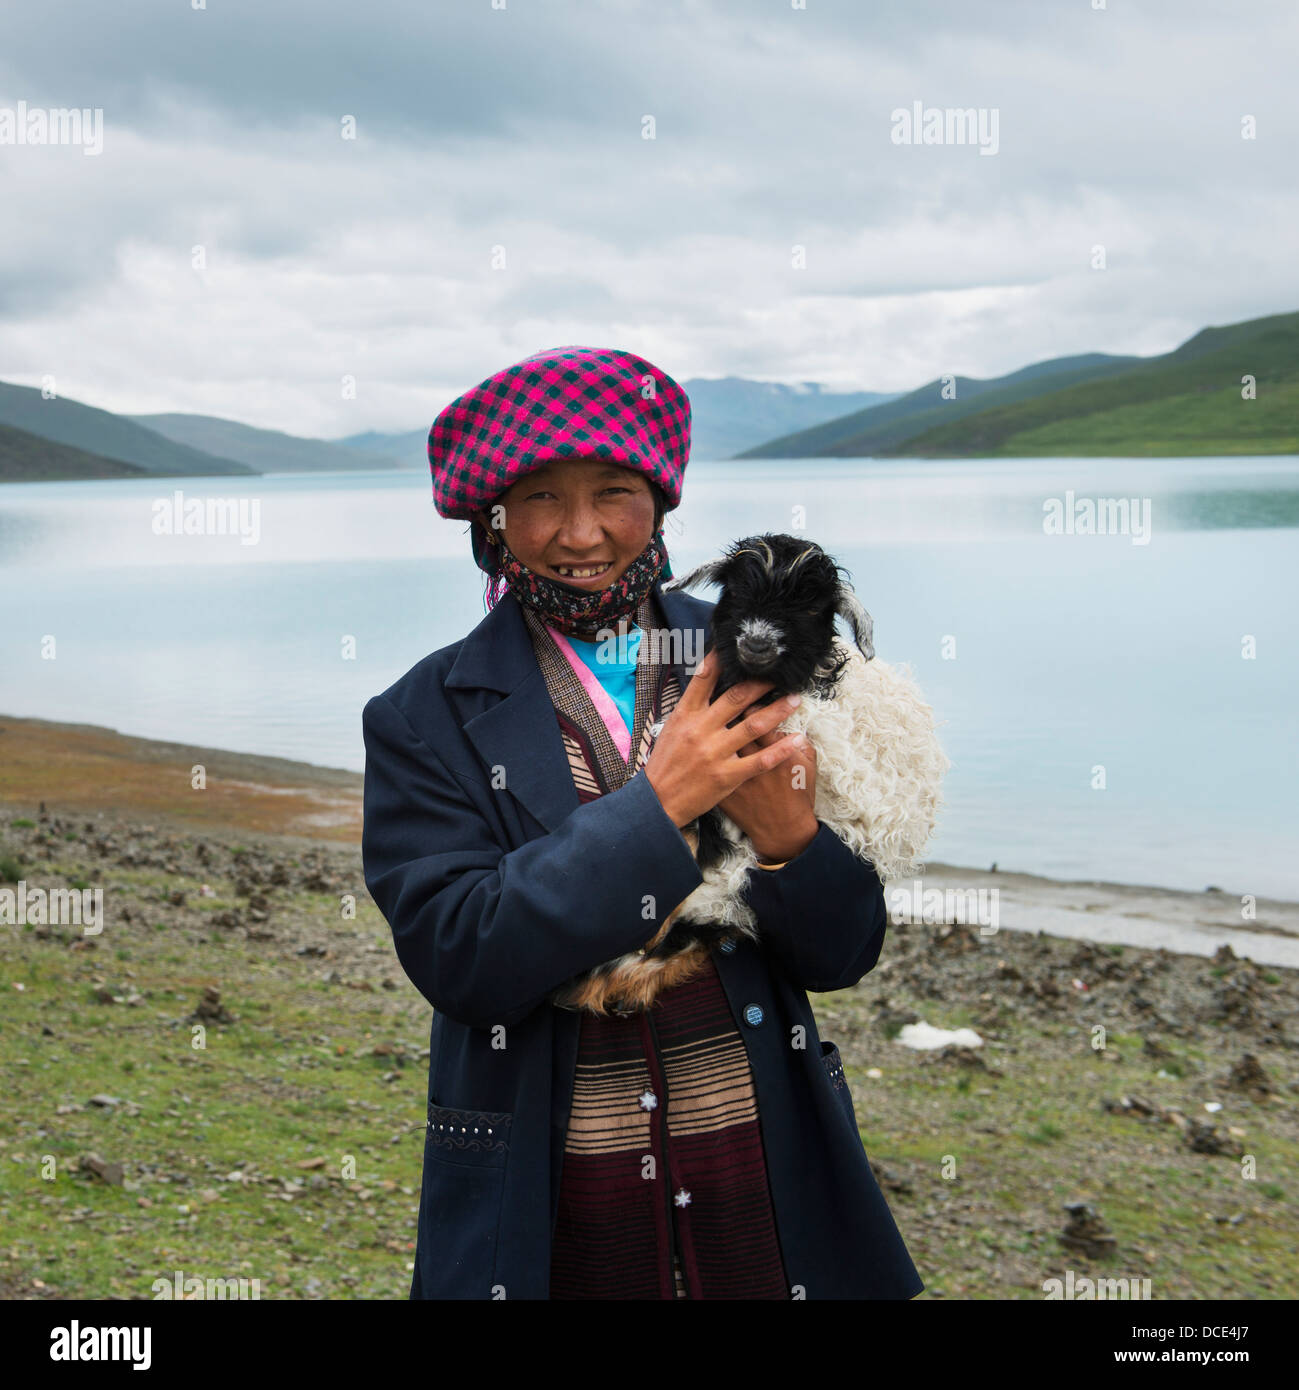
[417,1101,513,1298]
[820,1039,859,1136]
[425,1101,512,1166]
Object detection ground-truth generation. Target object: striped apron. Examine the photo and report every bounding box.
[520,591,790,1300]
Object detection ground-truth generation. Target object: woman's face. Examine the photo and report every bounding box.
[481,457,657,590]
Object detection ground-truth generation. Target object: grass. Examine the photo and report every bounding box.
[2,815,1295,1301]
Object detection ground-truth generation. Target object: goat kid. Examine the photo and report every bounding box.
[548,533,950,1016]
[654,532,950,952]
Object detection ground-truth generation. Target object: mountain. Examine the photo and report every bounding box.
[0,381,256,478]
[895,310,1299,457]
[334,378,901,465]
[335,428,427,469]
[0,421,153,483]
[677,377,898,459]
[130,413,400,474]
[738,353,1140,458]
[739,310,1299,459]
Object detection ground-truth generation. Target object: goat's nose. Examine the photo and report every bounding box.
[737,633,777,665]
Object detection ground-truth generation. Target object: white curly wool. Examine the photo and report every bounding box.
[674,637,952,933]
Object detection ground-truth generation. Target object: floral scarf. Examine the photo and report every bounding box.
[489,529,671,638]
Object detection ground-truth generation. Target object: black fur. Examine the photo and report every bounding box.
[661,532,876,915]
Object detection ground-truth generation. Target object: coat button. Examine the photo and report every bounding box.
[718,938,736,955]
[638,1089,658,1112]
[743,1003,764,1027]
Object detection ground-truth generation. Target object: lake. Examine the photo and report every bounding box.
[1,457,1297,898]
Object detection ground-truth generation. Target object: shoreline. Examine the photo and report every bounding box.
[2,710,1295,966]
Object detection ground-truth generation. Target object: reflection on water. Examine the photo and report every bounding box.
[1,457,1297,899]
[1158,485,1299,529]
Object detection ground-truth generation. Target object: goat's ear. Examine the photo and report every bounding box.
[665,557,727,593]
[837,587,876,660]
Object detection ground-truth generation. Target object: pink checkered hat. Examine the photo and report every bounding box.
[428,345,692,524]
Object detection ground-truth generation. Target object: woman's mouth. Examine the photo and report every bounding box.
[551,561,614,585]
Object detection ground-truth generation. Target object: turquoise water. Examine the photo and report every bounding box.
[1,457,1296,898]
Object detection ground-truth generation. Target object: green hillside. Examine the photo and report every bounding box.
[131,413,400,473]
[740,311,1299,459]
[0,381,257,478]
[899,311,1299,457]
[739,352,1140,459]
[0,422,152,483]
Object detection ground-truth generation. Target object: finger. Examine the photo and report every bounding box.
[731,730,808,782]
[706,677,780,732]
[718,692,804,757]
[678,647,719,710]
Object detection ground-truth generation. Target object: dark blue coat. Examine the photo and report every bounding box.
[360,578,924,1300]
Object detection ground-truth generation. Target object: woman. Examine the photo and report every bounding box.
[361,345,924,1300]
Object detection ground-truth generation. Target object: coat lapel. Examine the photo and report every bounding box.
[443,578,713,835]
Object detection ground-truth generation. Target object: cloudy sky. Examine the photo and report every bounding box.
[1,0,1295,439]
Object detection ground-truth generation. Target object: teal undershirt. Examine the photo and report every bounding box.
[562,625,643,735]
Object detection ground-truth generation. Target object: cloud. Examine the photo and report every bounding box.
[0,0,1295,435]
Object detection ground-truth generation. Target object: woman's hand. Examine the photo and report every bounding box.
[718,727,818,862]
[644,649,809,831]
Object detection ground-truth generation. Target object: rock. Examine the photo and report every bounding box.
[933,924,982,953]
[188,986,235,1025]
[1058,1202,1118,1258]
[82,1152,124,1186]
[87,1094,121,1108]
[870,1160,913,1194]
[1226,1053,1272,1100]
[920,1045,1002,1075]
[1102,1093,1159,1118]
[1185,1119,1245,1157]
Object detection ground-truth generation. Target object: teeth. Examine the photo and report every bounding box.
[556,563,611,578]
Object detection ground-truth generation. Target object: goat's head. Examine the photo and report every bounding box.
[666,533,874,701]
